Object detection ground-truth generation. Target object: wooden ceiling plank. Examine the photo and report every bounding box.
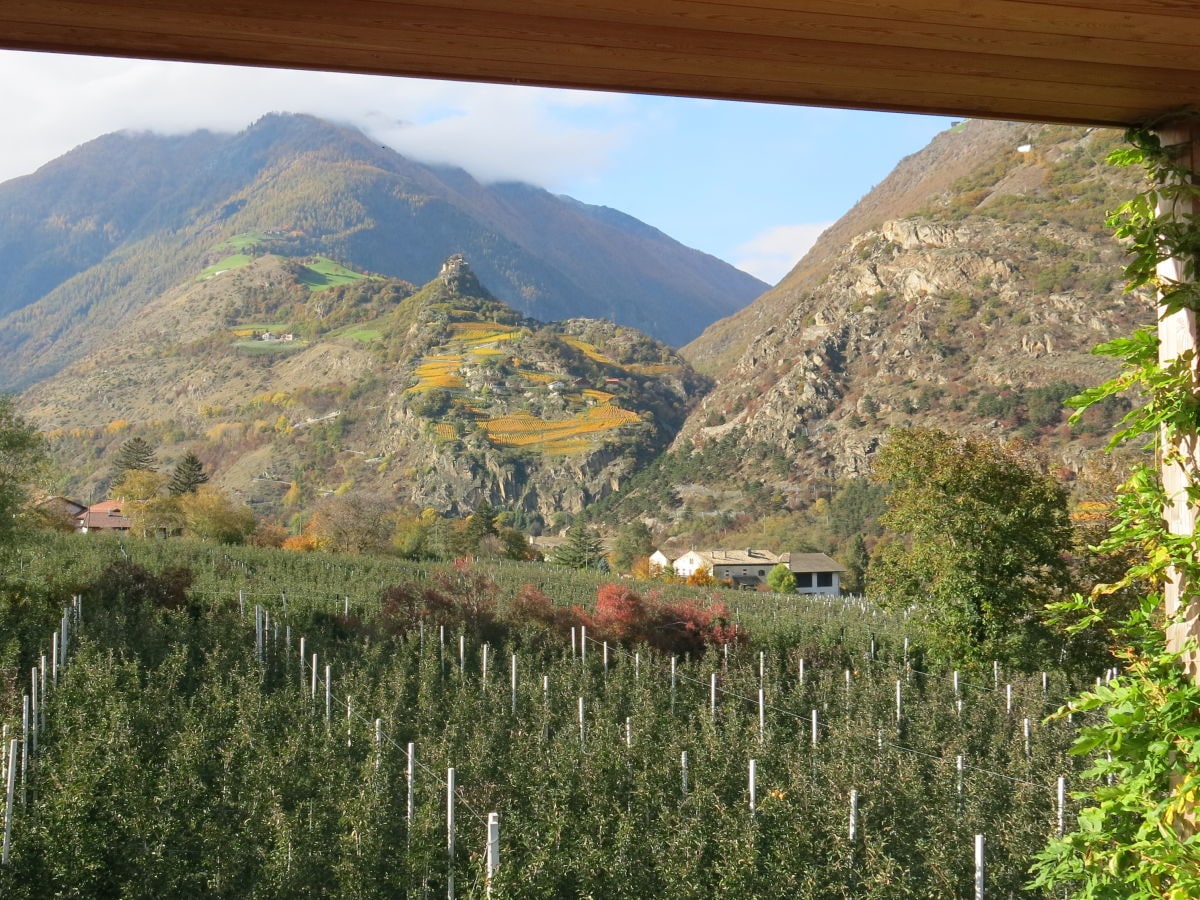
[0,0,1190,126]
[8,0,1197,101]
[6,0,1199,71]
[0,13,1156,122]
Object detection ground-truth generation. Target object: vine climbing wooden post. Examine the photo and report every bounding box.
[1155,119,1200,683]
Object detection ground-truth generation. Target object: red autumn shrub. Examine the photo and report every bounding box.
[592,583,648,643]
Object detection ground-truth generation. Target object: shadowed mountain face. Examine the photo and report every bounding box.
[0,113,766,390]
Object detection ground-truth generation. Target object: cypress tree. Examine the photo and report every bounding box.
[168,451,210,496]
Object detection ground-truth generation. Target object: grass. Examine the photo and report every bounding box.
[233,340,307,355]
[197,254,253,281]
[296,256,376,292]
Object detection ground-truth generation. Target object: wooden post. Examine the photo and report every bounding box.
[1155,121,1200,681]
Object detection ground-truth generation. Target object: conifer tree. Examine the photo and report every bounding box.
[168,451,210,496]
[551,521,607,570]
[113,437,158,475]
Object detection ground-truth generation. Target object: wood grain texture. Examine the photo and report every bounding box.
[0,0,1198,124]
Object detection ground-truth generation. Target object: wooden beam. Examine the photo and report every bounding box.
[1,0,1199,126]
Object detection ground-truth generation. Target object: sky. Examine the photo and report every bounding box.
[0,50,956,285]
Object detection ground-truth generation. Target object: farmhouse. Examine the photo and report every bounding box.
[781,552,844,596]
[667,547,844,593]
[671,548,779,588]
[75,500,132,534]
[648,549,673,575]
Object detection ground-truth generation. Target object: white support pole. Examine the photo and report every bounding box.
[635,652,640,681]
[459,635,465,677]
[749,759,757,818]
[1006,684,1013,715]
[895,679,902,726]
[811,709,818,748]
[485,812,500,897]
[481,643,489,685]
[580,626,586,663]
[710,673,718,718]
[20,697,29,804]
[325,665,332,724]
[670,656,677,711]
[311,654,318,702]
[51,633,58,687]
[957,755,964,799]
[953,671,960,698]
[3,738,16,865]
[974,833,985,900]
[759,651,765,684]
[239,589,245,617]
[799,657,805,685]
[849,789,859,844]
[681,750,689,799]
[570,626,576,658]
[1057,776,1066,836]
[29,669,38,757]
[1041,671,1048,695]
[511,654,518,716]
[374,719,382,770]
[758,688,766,744]
[993,660,999,688]
[602,641,608,672]
[299,637,306,686]
[407,743,416,826]
[1023,718,1032,759]
[625,717,632,749]
[447,767,456,900]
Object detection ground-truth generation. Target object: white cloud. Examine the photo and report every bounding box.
[0,51,629,187]
[733,222,833,284]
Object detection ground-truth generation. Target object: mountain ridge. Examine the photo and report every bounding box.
[0,113,766,391]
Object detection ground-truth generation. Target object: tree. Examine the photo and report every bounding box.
[111,470,182,538]
[611,520,654,572]
[551,521,607,570]
[168,452,210,496]
[867,427,1071,665]
[766,563,796,594]
[306,493,395,554]
[113,437,158,475]
[842,534,869,594]
[0,395,46,544]
[179,486,256,544]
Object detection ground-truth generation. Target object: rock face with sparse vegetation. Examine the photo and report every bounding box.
[620,121,1149,536]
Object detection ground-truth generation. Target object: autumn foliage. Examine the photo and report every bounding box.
[370,564,745,656]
